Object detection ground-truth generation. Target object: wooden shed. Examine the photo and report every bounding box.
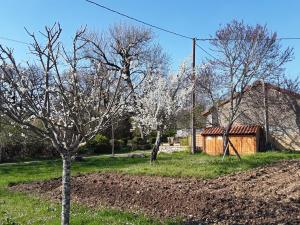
[201,125,263,156]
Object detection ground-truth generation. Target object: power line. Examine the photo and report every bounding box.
[197,37,300,41]
[85,1,300,42]
[0,36,29,45]
[278,37,300,40]
[85,0,194,40]
[0,36,73,67]
[195,43,219,61]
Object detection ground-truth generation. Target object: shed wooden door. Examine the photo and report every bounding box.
[205,136,223,155]
[228,136,256,155]
[229,136,241,155]
[242,136,256,154]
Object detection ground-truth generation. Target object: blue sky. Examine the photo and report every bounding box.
[0,0,299,78]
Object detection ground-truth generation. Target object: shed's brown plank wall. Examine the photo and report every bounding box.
[196,133,203,149]
[203,135,257,156]
[204,136,223,155]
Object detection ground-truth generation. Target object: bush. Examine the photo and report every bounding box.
[78,145,88,155]
[127,138,152,151]
[161,129,176,142]
[148,136,157,144]
[179,137,189,146]
[132,136,147,145]
[111,139,125,151]
[116,139,125,148]
[0,119,57,162]
[87,134,111,154]
[129,143,152,151]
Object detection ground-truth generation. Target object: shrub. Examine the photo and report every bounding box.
[110,139,125,151]
[179,137,189,146]
[87,134,111,154]
[148,136,157,144]
[161,129,176,142]
[132,136,147,145]
[116,139,125,147]
[127,137,152,150]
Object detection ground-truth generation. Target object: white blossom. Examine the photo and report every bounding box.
[132,62,191,135]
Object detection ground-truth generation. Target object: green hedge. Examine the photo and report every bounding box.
[86,134,111,154]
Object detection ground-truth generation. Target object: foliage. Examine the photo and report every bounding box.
[160,129,176,142]
[86,134,111,154]
[0,117,56,162]
[126,137,151,151]
[179,137,189,146]
[148,136,157,144]
[132,137,147,145]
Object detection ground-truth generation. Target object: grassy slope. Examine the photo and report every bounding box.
[0,151,300,224]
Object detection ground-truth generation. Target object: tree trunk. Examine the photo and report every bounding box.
[223,124,231,156]
[223,133,229,154]
[139,127,144,140]
[0,145,2,163]
[111,121,115,157]
[61,154,72,225]
[150,130,161,163]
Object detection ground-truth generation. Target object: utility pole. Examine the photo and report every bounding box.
[191,38,196,154]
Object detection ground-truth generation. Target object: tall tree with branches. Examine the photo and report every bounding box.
[83,23,168,138]
[199,20,293,157]
[0,24,134,225]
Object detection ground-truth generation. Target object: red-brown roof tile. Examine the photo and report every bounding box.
[201,125,261,136]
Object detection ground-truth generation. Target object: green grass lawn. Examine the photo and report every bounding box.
[0,151,300,225]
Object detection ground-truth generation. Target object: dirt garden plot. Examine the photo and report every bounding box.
[10,160,300,225]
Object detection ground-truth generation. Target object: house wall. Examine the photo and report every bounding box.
[208,86,300,151]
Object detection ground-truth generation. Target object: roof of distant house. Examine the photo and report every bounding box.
[202,80,300,117]
[201,125,261,136]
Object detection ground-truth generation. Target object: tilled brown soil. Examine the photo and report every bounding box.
[10,160,300,225]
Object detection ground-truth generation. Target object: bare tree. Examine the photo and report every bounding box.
[200,20,293,157]
[0,24,132,225]
[196,63,228,127]
[83,23,168,138]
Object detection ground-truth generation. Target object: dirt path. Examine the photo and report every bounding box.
[10,160,300,225]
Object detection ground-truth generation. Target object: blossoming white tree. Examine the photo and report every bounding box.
[0,24,134,225]
[132,64,191,162]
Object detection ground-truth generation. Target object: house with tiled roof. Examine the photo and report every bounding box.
[199,81,300,154]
